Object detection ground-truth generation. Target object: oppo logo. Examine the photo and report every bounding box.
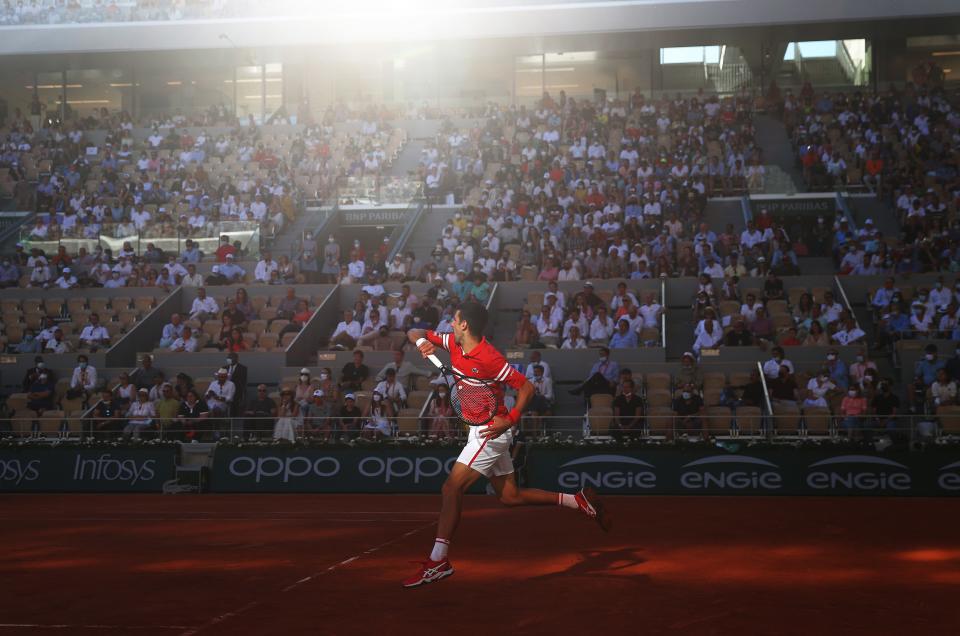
[937,460,960,491]
[229,455,341,483]
[557,455,657,490]
[680,455,782,490]
[358,456,459,484]
[806,456,911,491]
[72,454,156,485]
[0,459,41,485]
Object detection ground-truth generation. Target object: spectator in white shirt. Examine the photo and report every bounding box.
[535,306,561,347]
[254,251,279,283]
[762,347,794,379]
[54,267,78,289]
[692,319,723,355]
[159,313,184,348]
[330,309,362,350]
[79,314,111,351]
[189,287,220,321]
[70,355,98,399]
[182,264,205,287]
[208,368,237,407]
[589,306,616,343]
[638,294,662,329]
[164,257,187,279]
[374,368,407,412]
[739,221,763,250]
[524,350,552,381]
[124,389,156,438]
[170,326,198,352]
[820,292,844,324]
[561,325,588,349]
[45,328,70,353]
[347,253,366,281]
[250,195,268,221]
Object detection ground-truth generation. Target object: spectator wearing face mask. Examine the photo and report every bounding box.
[849,351,878,386]
[762,347,793,380]
[839,385,869,437]
[69,355,98,402]
[15,329,41,354]
[362,391,393,439]
[824,350,849,390]
[916,344,945,387]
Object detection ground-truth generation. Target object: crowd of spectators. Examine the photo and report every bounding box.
[157,286,317,353]
[0,0,258,26]
[783,73,960,275]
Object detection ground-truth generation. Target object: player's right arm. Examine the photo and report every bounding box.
[407,328,448,358]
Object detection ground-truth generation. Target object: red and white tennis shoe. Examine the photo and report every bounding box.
[402,558,455,588]
[575,487,612,532]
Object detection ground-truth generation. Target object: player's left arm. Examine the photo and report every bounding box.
[480,363,533,440]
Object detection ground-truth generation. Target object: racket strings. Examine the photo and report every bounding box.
[451,379,499,426]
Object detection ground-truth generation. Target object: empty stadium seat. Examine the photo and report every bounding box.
[735,406,763,435]
[586,407,612,436]
[773,403,801,436]
[803,407,832,436]
[704,406,732,436]
[396,408,422,435]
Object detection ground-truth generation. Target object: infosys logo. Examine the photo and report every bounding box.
[805,455,910,491]
[937,460,960,491]
[72,454,156,485]
[557,455,656,490]
[0,459,40,485]
[680,455,782,490]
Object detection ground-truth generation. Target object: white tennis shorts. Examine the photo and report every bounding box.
[456,425,514,478]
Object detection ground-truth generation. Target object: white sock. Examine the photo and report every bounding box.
[430,538,450,562]
[558,493,579,510]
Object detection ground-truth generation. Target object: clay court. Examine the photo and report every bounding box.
[0,495,957,635]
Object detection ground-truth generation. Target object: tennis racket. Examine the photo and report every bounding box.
[416,337,501,426]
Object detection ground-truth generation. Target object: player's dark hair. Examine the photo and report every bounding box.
[457,301,488,337]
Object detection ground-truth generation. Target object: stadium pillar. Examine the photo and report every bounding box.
[261,64,267,123]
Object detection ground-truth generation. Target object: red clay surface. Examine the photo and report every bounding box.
[0,495,958,635]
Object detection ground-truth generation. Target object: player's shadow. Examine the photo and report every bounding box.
[530,548,650,584]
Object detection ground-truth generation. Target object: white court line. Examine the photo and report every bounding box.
[0,624,191,631]
[182,520,436,636]
[0,517,430,522]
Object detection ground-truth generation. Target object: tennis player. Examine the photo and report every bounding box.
[403,302,611,588]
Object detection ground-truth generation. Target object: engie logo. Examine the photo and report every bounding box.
[805,455,910,492]
[229,455,341,483]
[72,454,156,485]
[0,459,41,485]
[680,455,782,490]
[557,455,656,490]
[358,456,458,484]
[937,460,960,491]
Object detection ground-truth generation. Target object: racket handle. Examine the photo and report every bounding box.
[415,337,444,369]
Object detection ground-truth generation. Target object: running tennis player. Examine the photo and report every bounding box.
[403,301,611,588]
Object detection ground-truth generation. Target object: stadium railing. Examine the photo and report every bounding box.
[3,414,954,445]
[20,220,262,259]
